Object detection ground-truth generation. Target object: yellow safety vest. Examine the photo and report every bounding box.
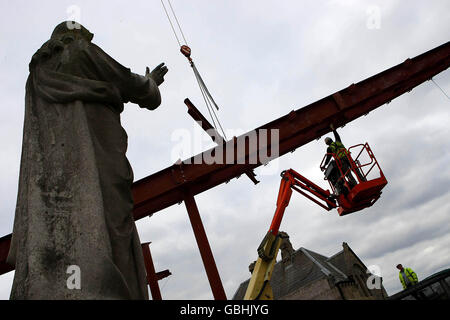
[399,267,418,289]
[330,141,347,159]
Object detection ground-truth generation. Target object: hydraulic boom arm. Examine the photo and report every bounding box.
[244,169,336,300]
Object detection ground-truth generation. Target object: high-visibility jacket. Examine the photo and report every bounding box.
[399,267,418,289]
[329,141,347,159]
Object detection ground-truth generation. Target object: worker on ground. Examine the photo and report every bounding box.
[321,124,357,195]
[397,264,419,290]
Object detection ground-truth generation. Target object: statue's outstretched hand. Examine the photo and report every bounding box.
[146,63,168,86]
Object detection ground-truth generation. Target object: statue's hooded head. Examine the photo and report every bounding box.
[51,21,94,42]
[29,21,93,70]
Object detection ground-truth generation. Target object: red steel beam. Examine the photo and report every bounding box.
[142,242,163,300]
[185,98,260,184]
[156,270,171,281]
[1,41,449,275]
[183,190,227,300]
[185,98,225,144]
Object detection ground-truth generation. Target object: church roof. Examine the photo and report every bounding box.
[232,245,349,300]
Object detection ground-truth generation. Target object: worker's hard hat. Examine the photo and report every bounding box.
[325,137,332,145]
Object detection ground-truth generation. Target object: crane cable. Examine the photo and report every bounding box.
[160,0,228,140]
[161,0,188,47]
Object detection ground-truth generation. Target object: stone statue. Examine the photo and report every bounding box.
[7,21,168,299]
[279,232,295,264]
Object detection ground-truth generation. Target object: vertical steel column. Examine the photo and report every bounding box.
[183,190,227,300]
[141,242,162,300]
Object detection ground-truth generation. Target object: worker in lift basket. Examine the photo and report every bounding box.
[321,124,357,196]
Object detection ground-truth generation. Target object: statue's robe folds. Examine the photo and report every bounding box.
[7,36,161,299]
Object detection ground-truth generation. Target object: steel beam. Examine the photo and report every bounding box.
[185,98,260,185]
[183,190,227,300]
[155,270,171,281]
[142,242,167,300]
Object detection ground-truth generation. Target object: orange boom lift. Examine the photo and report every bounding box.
[244,141,387,299]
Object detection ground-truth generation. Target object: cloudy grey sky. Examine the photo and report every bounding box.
[0,0,449,299]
